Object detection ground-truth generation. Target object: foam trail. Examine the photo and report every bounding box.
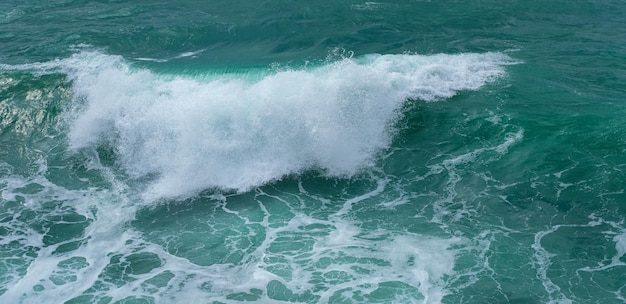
[47,50,513,199]
[0,148,157,302]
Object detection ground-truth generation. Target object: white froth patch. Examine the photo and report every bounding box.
[60,50,513,199]
[0,165,141,304]
[386,235,459,303]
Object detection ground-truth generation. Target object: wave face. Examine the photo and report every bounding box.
[55,51,513,199]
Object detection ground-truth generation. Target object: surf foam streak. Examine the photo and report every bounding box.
[60,50,513,199]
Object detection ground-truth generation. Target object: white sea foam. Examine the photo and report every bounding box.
[0,162,137,304]
[0,160,466,304]
[44,50,514,200]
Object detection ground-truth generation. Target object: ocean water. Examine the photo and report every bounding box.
[1,0,626,303]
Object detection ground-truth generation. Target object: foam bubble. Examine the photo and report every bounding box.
[56,50,514,200]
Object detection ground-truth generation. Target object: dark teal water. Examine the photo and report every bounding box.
[2,1,626,303]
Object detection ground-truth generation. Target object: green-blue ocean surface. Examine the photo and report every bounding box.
[1,0,626,303]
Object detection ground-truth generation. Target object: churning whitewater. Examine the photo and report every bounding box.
[58,50,513,200]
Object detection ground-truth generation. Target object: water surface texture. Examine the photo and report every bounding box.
[1,0,626,303]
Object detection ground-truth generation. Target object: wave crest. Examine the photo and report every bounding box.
[60,50,514,199]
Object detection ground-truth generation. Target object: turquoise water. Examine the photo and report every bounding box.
[1,0,626,303]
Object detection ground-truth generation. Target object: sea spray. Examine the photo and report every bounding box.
[58,50,514,200]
